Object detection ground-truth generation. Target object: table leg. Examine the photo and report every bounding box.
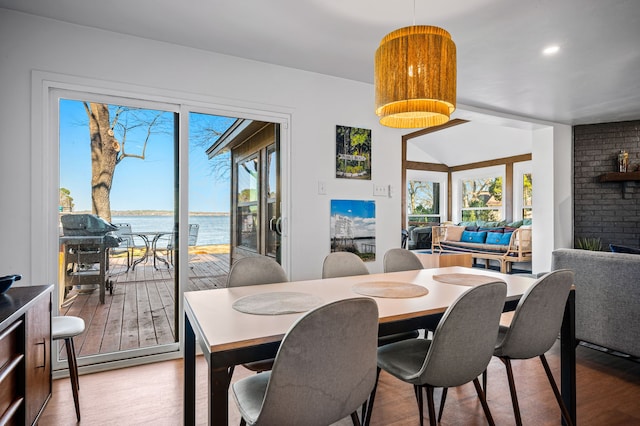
[131,234,150,270]
[560,289,576,425]
[184,315,196,426]
[209,367,231,426]
[152,233,171,270]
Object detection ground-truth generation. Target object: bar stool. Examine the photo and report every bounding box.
[52,316,85,422]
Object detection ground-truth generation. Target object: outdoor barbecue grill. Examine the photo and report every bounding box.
[60,214,121,304]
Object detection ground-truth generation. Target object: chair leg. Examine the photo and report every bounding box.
[65,337,81,421]
[501,357,522,426]
[417,385,424,426]
[437,387,448,422]
[472,377,495,426]
[482,369,487,394]
[425,386,437,426]
[351,411,362,426]
[539,354,574,426]
[363,367,381,426]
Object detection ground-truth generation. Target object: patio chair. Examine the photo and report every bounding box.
[110,223,134,272]
[166,223,199,265]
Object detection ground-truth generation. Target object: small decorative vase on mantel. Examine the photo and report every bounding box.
[618,150,629,172]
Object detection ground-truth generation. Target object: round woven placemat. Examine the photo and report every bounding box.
[432,273,504,287]
[232,291,323,315]
[352,281,429,298]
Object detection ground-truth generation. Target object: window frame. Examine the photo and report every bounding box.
[451,165,505,224]
[405,169,447,227]
[513,160,533,221]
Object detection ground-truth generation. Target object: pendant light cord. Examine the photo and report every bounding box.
[413,0,416,26]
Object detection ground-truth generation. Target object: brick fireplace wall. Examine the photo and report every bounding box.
[573,119,640,249]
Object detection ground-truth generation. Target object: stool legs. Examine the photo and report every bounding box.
[64,337,81,421]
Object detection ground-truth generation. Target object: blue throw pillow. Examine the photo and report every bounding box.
[485,232,503,245]
[461,231,487,244]
[499,232,514,245]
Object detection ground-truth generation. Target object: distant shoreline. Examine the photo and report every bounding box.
[75,210,229,216]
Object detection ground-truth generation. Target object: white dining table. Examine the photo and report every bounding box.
[183,266,576,425]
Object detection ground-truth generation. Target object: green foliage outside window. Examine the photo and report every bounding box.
[407,180,440,224]
[523,173,533,219]
[461,176,502,221]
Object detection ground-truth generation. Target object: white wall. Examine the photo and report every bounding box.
[0,9,572,285]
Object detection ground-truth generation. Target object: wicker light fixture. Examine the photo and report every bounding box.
[375,25,456,128]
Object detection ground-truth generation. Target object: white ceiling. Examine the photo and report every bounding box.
[2,0,639,164]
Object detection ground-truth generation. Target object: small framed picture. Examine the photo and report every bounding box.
[335,125,371,180]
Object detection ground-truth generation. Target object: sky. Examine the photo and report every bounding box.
[59,99,235,213]
[330,199,376,238]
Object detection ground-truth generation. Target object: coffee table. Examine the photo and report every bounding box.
[415,252,473,268]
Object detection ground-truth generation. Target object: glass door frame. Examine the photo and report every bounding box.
[33,71,292,374]
[52,88,181,371]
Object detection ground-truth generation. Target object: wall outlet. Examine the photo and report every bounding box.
[373,183,388,197]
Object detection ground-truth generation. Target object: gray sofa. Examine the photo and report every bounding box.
[551,248,640,358]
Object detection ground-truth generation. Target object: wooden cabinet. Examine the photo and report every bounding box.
[0,285,52,425]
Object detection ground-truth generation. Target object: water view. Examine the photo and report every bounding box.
[111,214,230,246]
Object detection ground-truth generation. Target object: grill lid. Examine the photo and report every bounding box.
[61,214,117,236]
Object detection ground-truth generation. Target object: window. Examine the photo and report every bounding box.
[237,155,259,250]
[460,176,503,221]
[407,180,441,224]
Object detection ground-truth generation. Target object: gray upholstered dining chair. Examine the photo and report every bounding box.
[227,255,288,376]
[383,248,424,273]
[322,251,419,346]
[365,281,507,426]
[438,269,575,426]
[322,251,369,278]
[227,255,288,287]
[232,297,379,426]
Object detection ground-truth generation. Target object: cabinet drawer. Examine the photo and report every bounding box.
[0,352,24,424]
[0,320,22,371]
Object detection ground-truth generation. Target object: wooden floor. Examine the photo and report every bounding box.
[39,341,640,425]
[58,252,229,357]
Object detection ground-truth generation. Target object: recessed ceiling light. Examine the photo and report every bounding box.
[543,45,560,56]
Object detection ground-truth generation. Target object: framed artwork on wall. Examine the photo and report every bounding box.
[335,125,371,180]
[330,199,376,261]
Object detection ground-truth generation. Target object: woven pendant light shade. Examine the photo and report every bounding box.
[375,25,456,129]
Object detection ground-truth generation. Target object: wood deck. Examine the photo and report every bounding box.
[58,252,229,358]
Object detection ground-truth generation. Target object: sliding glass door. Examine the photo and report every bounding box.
[46,80,288,372]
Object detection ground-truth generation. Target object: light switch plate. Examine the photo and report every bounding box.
[318,181,326,195]
[373,183,387,197]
